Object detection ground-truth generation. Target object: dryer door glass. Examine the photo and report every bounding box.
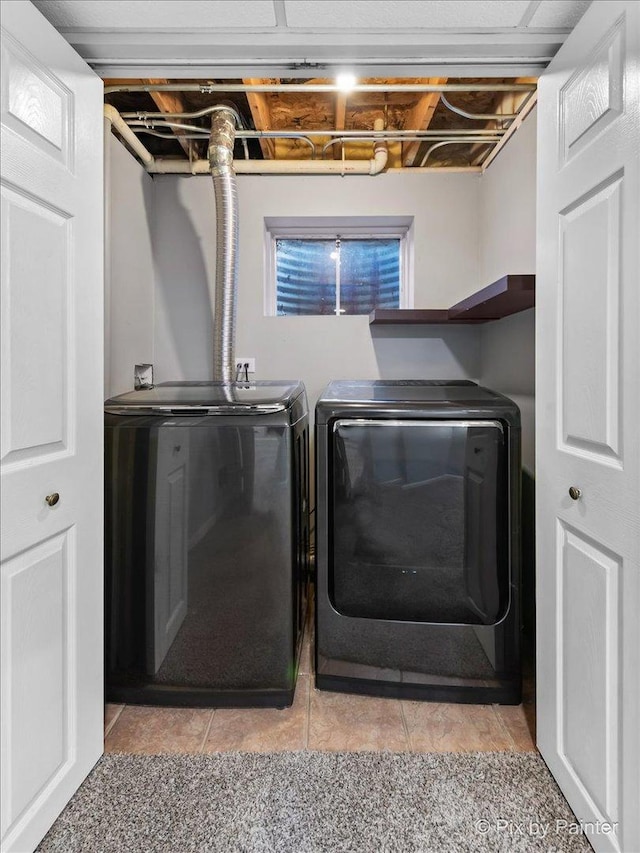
[330,419,509,625]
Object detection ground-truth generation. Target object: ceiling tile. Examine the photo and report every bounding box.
[284,0,531,29]
[527,0,591,28]
[32,0,277,29]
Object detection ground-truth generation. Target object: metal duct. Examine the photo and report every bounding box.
[208,108,238,382]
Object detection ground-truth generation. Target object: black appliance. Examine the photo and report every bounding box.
[315,380,521,704]
[104,381,309,708]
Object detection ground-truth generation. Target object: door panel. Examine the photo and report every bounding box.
[0,530,75,840]
[537,3,639,852]
[559,18,624,165]
[1,184,71,466]
[559,172,622,462]
[558,523,620,824]
[0,31,72,167]
[0,2,103,851]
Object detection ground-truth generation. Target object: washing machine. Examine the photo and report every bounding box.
[315,380,521,704]
[104,381,309,708]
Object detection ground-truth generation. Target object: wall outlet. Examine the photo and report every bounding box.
[134,363,154,389]
[235,357,256,374]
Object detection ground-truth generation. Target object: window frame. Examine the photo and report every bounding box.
[263,217,414,317]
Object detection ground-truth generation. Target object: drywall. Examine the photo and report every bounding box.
[479,109,537,286]
[152,172,483,407]
[480,310,535,471]
[152,176,216,382]
[479,109,537,473]
[105,134,155,397]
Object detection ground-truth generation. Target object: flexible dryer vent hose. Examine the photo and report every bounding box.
[209,108,239,383]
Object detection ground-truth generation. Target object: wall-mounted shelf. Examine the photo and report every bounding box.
[370,274,535,325]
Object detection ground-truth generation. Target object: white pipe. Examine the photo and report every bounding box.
[386,166,482,173]
[148,124,387,175]
[106,104,388,175]
[148,157,390,175]
[104,104,155,166]
[370,117,387,175]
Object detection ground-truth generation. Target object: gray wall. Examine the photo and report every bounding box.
[478,109,537,473]
[151,172,484,408]
[478,109,537,286]
[105,134,155,398]
[152,175,216,384]
[481,310,535,473]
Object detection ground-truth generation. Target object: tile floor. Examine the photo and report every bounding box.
[104,624,536,755]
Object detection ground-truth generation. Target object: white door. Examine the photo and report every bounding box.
[0,2,104,851]
[536,3,639,853]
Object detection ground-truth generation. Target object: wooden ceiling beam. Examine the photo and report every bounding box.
[402,77,448,167]
[335,93,347,131]
[243,78,276,159]
[147,78,192,159]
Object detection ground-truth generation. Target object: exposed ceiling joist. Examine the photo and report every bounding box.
[243,77,276,159]
[147,78,192,159]
[104,75,537,173]
[402,77,447,167]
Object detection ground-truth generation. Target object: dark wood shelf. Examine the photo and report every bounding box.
[369,274,535,325]
[369,309,452,324]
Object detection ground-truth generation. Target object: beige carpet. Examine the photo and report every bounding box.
[37,751,594,852]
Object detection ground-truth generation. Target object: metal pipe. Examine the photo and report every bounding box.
[209,108,239,383]
[134,126,318,156]
[125,121,505,139]
[233,127,506,138]
[130,119,218,134]
[105,82,536,95]
[321,133,501,156]
[104,103,389,175]
[108,104,512,175]
[440,94,517,121]
[121,104,245,122]
[419,139,499,166]
[149,121,387,175]
[140,117,386,175]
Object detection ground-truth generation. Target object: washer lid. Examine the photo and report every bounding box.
[315,380,520,426]
[105,380,305,415]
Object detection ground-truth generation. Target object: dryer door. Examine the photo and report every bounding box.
[330,419,509,625]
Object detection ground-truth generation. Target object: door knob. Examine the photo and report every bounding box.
[45,492,60,507]
[568,486,582,501]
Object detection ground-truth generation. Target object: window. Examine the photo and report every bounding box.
[265,218,413,316]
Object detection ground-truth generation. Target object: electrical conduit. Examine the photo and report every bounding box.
[104,105,388,176]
